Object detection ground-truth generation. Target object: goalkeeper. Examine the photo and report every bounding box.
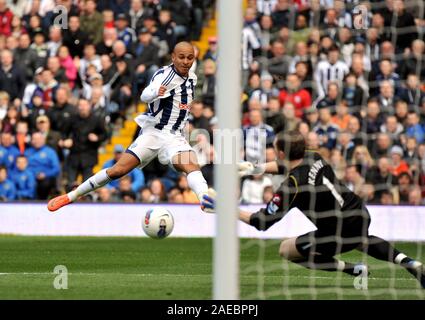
[203,131,425,287]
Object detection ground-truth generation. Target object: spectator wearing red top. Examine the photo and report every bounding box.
[0,0,13,37]
[390,145,409,177]
[279,73,311,118]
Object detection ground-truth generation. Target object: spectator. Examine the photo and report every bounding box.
[11,155,36,200]
[167,187,184,203]
[0,0,13,37]
[117,175,137,202]
[380,115,404,141]
[390,145,409,177]
[279,73,311,118]
[265,97,285,133]
[25,131,60,199]
[62,15,89,58]
[47,86,76,135]
[157,9,176,52]
[133,28,160,95]
[188,100,210,133]
[342,72,364,110]
[116,13,137,50]
[267,40,291,79]
[0,49,26,102]
[97,187,112,202]
[14,33,38,82]
[314,44,348,97]
[199,59,216,107]
[57,46,78,89]
[402,74,425,109]
[405,111,425,144]
[397,172,413,204]
[0,165,16,200]
[0,131,19,170]
[62,98,107,190]
[35,115,61,156]
[241,175,273,204]
[364,98,384,134]
[102,144,145,194]
[176,174,197,203]
[162,0,191,40]
[400,40,425,80]
[139,186,154,203]
[149,178,167,203]
[315,81,339,110]
[80,0,104,45]
[313,107,339,150]
[128,0,149,31]
[408,186,423,205]
[243,109,275,163]
[46,26,62,57]
[344,164,365,196]
[250,73,279,109]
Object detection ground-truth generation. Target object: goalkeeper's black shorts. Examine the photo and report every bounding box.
[295,207,371,257]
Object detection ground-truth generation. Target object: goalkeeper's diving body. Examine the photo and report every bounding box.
[48,41,212,212]
[205,130,425,287]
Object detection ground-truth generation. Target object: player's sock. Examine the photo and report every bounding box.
[67,169,112,202]
[187,170,208,201]
[365,236,424,282]
[363,236,401,262]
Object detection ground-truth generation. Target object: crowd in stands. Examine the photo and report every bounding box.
[0,0,424,206]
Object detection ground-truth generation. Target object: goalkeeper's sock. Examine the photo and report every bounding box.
[363,236,401,262]
[294,255,357,274]
[187,170,208,201]
[67,169,112,202]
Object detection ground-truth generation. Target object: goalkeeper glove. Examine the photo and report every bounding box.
[238,162,266,177]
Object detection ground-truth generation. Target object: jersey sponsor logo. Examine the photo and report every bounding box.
[267,194,281,215]
[179,103,191,110]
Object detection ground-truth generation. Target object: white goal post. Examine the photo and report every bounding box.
[213,0,242,300]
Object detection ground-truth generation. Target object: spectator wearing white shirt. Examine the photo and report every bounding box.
[314,44,348,98]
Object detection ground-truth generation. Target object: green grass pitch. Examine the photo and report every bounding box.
[0,236,424,299]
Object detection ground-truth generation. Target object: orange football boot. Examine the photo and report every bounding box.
[47,194,71,212]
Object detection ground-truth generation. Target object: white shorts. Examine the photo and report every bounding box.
[126,126,194,168]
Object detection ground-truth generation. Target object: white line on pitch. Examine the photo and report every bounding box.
[0,272,417,281]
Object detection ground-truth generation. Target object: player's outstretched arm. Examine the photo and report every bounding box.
[140,84,167,103]
[238,161,279,177]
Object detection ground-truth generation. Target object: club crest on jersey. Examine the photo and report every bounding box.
[267,194,281,215]
[179,103,190,110]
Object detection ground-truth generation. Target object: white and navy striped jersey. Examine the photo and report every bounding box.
[314,60,349,98]
[138,64,197,134]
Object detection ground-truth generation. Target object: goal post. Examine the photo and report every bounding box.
[213,0,243,300]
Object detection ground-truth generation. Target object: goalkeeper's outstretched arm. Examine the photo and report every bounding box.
[238,160,282,177]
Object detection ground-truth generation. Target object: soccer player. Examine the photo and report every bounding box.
[203,131,425,287]
[48,42,212,212]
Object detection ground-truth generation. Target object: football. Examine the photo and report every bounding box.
[142,207,174,239]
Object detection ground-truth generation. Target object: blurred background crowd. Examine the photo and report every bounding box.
[0,0,424,206]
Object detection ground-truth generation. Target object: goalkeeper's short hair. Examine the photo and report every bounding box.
[275,130,306,161]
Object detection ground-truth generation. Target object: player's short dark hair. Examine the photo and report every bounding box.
[274,131,306,160]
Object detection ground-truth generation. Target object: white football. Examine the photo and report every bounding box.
[142,207,174,239]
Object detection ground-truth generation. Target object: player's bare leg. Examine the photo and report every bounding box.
[171,151,213,212]
[279,237,366,276]
[48,153,140,212]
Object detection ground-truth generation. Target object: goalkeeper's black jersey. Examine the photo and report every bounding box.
[250,151,364,231]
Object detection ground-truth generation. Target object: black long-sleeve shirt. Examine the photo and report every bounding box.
[250,151,364,231]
